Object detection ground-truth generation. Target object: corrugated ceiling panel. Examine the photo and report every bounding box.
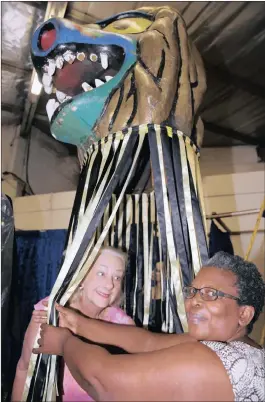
[1,2,44,69]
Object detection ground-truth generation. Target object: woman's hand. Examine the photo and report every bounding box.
[32,300,48,324]
[33,324,72,356]
[32,301,82,335]
[56,304,82,335]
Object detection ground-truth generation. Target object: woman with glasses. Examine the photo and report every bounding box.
[33,252,265,401]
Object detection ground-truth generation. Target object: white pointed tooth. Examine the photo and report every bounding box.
[95,79,104,88]
[43,64,49,73]
[100,52,108,70]
[47,59,56,76]
[56,89,67,103]
[55,55,64,69]
[46,99,60,121]
[82,82,93,92]
[105,75,113,82]
[44,85,53,95]
[42,73,52,86]
[63,50,76,64]
[68,54,76,64]
[46,99,56,121]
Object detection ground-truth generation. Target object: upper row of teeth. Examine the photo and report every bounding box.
[42,50,111,95]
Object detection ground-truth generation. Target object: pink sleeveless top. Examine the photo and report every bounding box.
[34,298,134,401]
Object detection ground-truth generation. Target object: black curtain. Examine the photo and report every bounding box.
[209,220,234,258]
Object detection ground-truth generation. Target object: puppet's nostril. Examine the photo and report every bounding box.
[39,27,56,51]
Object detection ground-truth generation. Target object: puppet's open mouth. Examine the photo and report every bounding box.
[41,43,125,122]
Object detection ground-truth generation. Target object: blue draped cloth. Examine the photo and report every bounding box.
[2,229,67,401]
[15,229,67,339]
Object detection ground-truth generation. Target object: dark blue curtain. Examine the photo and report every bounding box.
[3,229,67,401]
[1,195,15,402]
[15,230,67,337]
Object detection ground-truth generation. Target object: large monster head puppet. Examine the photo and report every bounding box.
[31,6,206,151]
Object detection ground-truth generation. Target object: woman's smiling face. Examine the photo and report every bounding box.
[81,250,125,309]
[185,267,245,341]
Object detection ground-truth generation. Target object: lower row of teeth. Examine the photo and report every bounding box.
[46,75,113,121]
[45,73,113,107]
[46,99,60,121]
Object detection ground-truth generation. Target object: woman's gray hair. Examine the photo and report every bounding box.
[99,246,128,266]
[204,251,265,334]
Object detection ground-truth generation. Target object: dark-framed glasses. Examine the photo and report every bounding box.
[183,286,240,302]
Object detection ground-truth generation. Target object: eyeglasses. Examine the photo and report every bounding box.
[183,286,240,302]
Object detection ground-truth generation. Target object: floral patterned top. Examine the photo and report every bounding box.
[202,340,265,401]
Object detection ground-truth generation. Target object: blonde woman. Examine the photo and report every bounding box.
[12,247,134,401]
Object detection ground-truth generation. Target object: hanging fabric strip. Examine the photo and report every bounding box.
[77,143,101,225]
[178,133,201,276]
[143,193,152,327]
[186,140,198,196]
[187,161,209,266]
[63,156,90,254]
[171,133,193,279]
[72,156,90,229]
[195,154,207,235]
[136,195,144,325]
[151,125,187,332]
[133,193,140,320]
[161,127,191,288]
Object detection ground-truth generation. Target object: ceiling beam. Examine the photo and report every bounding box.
[203,121,259,146]
[2,103,24,114]
[66,9,97,24]
[204,62,265,100]
[23,2,48,10]
[2,60,32,74]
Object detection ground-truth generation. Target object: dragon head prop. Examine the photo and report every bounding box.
[31,6,206,149]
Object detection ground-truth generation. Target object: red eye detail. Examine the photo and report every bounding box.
[40,29,56,51]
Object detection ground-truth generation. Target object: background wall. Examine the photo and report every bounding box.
[1,124,80,197]
[202,170,264,344]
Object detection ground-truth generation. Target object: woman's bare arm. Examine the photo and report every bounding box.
[64,339,234,401]
[56,304,195,353]
[11,319,40,401]
[78,315,195,352]
[34,325,234,402]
